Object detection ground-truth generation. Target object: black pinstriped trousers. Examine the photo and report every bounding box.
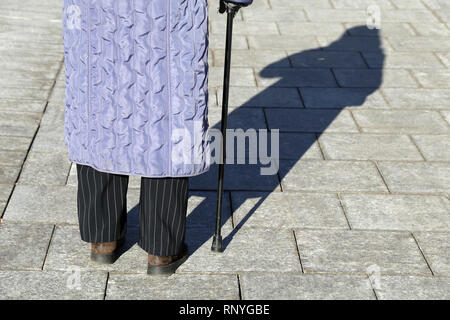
[76,163,188,256]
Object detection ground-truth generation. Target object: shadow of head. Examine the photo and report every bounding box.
[256,25,385,109]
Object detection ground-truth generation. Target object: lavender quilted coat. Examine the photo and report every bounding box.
[62,0,210,177]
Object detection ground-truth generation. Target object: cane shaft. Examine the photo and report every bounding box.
[212,6,235,253]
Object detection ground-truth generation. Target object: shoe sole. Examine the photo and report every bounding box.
[147,252,189,276]
[90,237,126,265]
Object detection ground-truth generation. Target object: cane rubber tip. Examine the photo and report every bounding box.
[211,235,223,253]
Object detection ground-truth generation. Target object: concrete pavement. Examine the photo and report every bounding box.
[0,0,449,300]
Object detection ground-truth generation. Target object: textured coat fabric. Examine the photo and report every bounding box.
[62,0,210,177]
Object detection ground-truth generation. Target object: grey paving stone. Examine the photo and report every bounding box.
[0,87,50,100]
[0,60,60,74]
[363,52,444,69]
[178,228,301,273]
[255,67,337,88]
[344,22,415,37]
[18,152,71,186]
[0,135,32,151]
[209,66,256,87]
[390,0,428,9]
[41,100,65,119]
[43,225,148,274]
[265,109,359,133]
[422,0,450,9]
[30,125,66,153]
[247,35,319,51]
[211,20,278,35]
[106,274,239,300]
[0,270,107,300]
[0,183,13,203]
[213,49,288,67]
[1,69,59,81]
[66,162,77,186]
[436,52,450,68]
[295,229,431,275]
[0,117,39,137]
[375,275,450,300]
[278,133,323,160]
[414,232,450,275]
[301,88,388,109]
[305,9,367,22]
[279,23,345,37]
[382,10,440,22]
[0,9,61,20]
[412,69,450,88]
[242,8,307,22]
[209,34,247,49]
[270,0,332,8]
[389,36,450,51]
[0,32,62,44]
[4,185,78,224]
[330,0,394,9]
[231,191,348,229]
[383,89,450,109]
[0,222,54,270]
[341,194,450,231]
[319,134,423,161]
[0,202,5,216]
[0,150,26,166]
[411,22,450,37]
[128,175,141,189]
[0,110,41,122]
[288,51,367,68]
[433,9,450,22]
[216,86,303,108]
[412,135,450,161]
[377,162,450,194]
[0,78,54,90]
[0,165,21,184]
[189,163,281,191]
[334,69,418,88]
[240,273,375,300]
[0,99,46,113]
[442,111,450,125]
[279,160,387,192]
[352,110,449,134]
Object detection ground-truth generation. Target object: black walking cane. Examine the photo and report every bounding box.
[211,0,253,253]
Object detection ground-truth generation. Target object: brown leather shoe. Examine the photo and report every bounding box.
[147,245,189,275]
[90,237,125,264]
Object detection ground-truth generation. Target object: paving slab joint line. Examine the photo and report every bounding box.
[411,232,435,276]
[420,1,446,24]
[373,161,391,193]
[405,22,419,36]
[364,273,380,300]
[348,109,363,133]
[432,52,449,69]
[314,133,327,160]
[336,193,353,230]
[407,135,428,161]
[40,224,56,270]
[0,59,65,219]
[103,272,110,300]
[292,230,305,273]
[407,68,424,88]
[439,110,450,127]
[237,274,243,300]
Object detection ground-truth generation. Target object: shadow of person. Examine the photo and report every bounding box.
[126,25,385,257]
